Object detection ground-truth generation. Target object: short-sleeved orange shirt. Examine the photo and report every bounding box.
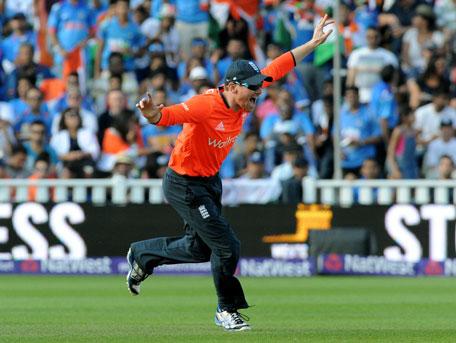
[157,52,296,177]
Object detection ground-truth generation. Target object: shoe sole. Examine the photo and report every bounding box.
[126,248,139,296]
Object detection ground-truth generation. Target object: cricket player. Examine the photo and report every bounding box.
[127,15,334,331]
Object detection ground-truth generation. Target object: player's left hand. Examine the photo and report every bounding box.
[312,14,335,46]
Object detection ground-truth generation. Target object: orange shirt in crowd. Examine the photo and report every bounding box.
[102,125,144,154]
[157,51,296,177]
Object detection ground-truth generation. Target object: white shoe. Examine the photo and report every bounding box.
[215,306,251,331]
[126,248,149,296]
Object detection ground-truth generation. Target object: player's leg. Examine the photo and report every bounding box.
[182,179,250,330]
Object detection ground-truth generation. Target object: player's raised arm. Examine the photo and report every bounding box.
[136,92,164,124]
[291,14,335,64]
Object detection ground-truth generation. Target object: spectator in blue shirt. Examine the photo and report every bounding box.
[14,87,52,140]
[23,120,59,173]
[95,0,146,77]
[48,0,95,76]
[338,86,382,178]
[2,13,37,66]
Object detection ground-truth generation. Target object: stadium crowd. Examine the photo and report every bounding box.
[0,0,456,199]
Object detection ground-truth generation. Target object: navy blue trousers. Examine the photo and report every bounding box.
[131,167,248,311]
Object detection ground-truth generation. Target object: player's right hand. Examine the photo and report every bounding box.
[136,92,164,124]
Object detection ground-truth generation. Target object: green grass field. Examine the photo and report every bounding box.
[0,275,455,343]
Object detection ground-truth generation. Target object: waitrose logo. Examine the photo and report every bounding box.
[208,136,237,148]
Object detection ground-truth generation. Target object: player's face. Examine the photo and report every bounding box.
[234,83,263,112]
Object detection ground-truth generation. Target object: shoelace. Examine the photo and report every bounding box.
[231,311,250,324]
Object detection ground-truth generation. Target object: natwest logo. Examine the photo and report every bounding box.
[208,136,237,149]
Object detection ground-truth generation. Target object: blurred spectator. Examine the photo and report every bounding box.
[14,87,52,139]
[414,87,456,154]
[141,152,170,179]
[177,38,213,82]
[142,88,181,154]
[232,132,262,177]
[98,89,127,144]
[95,0,146,78]
[0,100,15,158]
[346,26,398,104]
[437,155,455,180]
[314,94,334,179]
[180,66,208,102]
[23,120,59,173]
[378,0,423,53]
[424,119,456,178]
[142,65,180,105]
[280,0,324,102]
[407,53,450,109]
[387,105,418,179]
[401,5,443,79]
[173,0,210,61]
[90,52,139,111]
[2,13,37,72]
[50,108,100,178]
[8,73,35,120]
[98,109,149,172]
[338,86,382,177]
[215,37,249,85]
[240,151,267,179]
[28,152,54,202]
[280,156,309,204]
[5,144,30,178]
[271,143,304,181]
[353,158,380,202]
[48,0,95,77]
[112,152,136,178]
[52,72,95,115]
[141,3,179,65]
[51,87,98,135]
[255,81,282,122]
[7,43,53,99]
[0,159,7,179]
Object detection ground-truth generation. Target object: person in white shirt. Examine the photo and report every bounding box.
[346,26,398,104]
[51,87,98,135]
[414,87,456,150]
[424,119,456,178]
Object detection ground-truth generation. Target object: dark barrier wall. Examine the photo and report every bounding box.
[0,202,455,260]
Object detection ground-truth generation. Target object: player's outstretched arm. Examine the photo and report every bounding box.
[291,14,335,64]
[136,92,164,124]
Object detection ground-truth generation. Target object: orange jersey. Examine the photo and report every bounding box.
[157,52,296,177]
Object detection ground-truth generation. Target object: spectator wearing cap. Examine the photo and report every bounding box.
[2,13,37,72]
[401,5,444,79]
[338,86,382,178]
[5,144,30,178]
[240,151,267,180]
[180,66,208,102]
[47,0,95,77]
[280,156,308,204]
[94,0,146,78]
[112,153,136,178]
[346,26,398,104]
[141,152,170,179]
[424,119,456,178]
[414,87,456,154]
